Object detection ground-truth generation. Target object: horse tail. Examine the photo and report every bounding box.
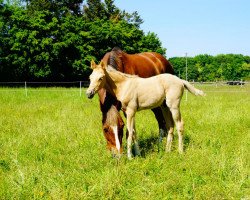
[182,80,206,96]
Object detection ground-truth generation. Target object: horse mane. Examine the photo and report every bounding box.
[107,65,138,78]
[109,47,123,70]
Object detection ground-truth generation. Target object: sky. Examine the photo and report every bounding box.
[116,0,250,58]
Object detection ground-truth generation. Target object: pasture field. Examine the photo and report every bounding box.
[0,85,249,199]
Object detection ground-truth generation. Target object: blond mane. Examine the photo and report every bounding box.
[107,65,138,78]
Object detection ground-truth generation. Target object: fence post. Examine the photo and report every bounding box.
[185,88,188,101]
[185,53,188,101]
[25,81,28,97]
[80,81,82,97]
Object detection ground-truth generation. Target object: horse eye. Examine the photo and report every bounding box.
[99,77,103,81]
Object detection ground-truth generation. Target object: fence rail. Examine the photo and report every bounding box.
[0,81,249,86]
[0,81,89,87]
[0,81,89,97]
[0,81,249,97]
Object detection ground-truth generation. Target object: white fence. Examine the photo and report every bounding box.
[0,81,249,97]
[193,80,247,86]
[0,81,89,97]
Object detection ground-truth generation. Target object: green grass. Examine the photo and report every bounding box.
[0,86,249,199]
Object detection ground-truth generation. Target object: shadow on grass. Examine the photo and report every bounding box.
[132,133,192,158]
[184,134,191,150]
[137,135,159,157]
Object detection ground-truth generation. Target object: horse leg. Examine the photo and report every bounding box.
[123,110,140,156]
[132,122,141,156]
[161,106,175,152]
[122,110,129,140]
[126,109,135,159]
[168,101,184,154]
[151,106,167,142]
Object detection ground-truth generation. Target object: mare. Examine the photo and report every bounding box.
[86,61,205,159]
[98,47,174,155]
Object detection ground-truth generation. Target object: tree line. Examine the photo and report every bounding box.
[0,0,165,81]
[169,54,250,81]
[1,0,249,82]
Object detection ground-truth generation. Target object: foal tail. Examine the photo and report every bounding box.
[182,80,206,96]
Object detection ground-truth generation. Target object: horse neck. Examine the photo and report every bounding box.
[104,70,128,97]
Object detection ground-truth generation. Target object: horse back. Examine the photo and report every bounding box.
[102,48,174,77]
[121,52,174,77]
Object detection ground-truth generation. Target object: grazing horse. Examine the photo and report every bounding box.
[98,47,174,155]
[87,61,205,159]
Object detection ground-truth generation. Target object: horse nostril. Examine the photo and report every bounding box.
[103,125,109,132]
[86,90,95,99]
[104,128,108,132]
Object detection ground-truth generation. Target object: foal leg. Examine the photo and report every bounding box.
[126,109,135,159]
[132,125,141,156]
[161,106,175,152]
[130,118,140,156]
[169,105,184,153]
[124,110,140,156]
[167,99,184,153]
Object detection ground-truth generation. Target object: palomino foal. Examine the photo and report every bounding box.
[86,61,205,159]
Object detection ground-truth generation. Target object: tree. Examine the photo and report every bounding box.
[83,0,143,27]
[169,54,250,81]
[0,0,165,81]
[25,0,83,15]
[138,32,166,55]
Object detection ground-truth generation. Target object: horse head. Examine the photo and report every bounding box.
[102,104,124,156]
[86,60,106,99]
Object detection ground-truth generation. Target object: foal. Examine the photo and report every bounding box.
[100,47,174,154]
[86,61,205,159]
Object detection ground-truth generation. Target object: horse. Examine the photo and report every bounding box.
[86,61,205,159]
[98,47,174,155]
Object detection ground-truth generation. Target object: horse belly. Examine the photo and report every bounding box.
[138,98,164,110]
[137,84,165,110]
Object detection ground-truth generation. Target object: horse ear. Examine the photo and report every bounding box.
[100,61,106,69]
[91,60,96,69]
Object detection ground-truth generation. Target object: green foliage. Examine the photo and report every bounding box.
[139,32,166,55]
[0,0,249,81]
[169,54,250,81]
[0,86,249,198]
[26,0,83,15]
[1,0,165,81]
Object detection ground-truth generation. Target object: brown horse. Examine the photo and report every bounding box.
[97,47,174,155]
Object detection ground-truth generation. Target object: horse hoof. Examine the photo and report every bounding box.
[165,146,171,152]
[179,147,184,154]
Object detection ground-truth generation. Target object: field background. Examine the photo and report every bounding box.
[0,85,249,199]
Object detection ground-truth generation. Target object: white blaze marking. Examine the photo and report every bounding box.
[111,125,120,152]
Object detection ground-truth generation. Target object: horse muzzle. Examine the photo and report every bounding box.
[111,147,122,159]
[86,90,95,99]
